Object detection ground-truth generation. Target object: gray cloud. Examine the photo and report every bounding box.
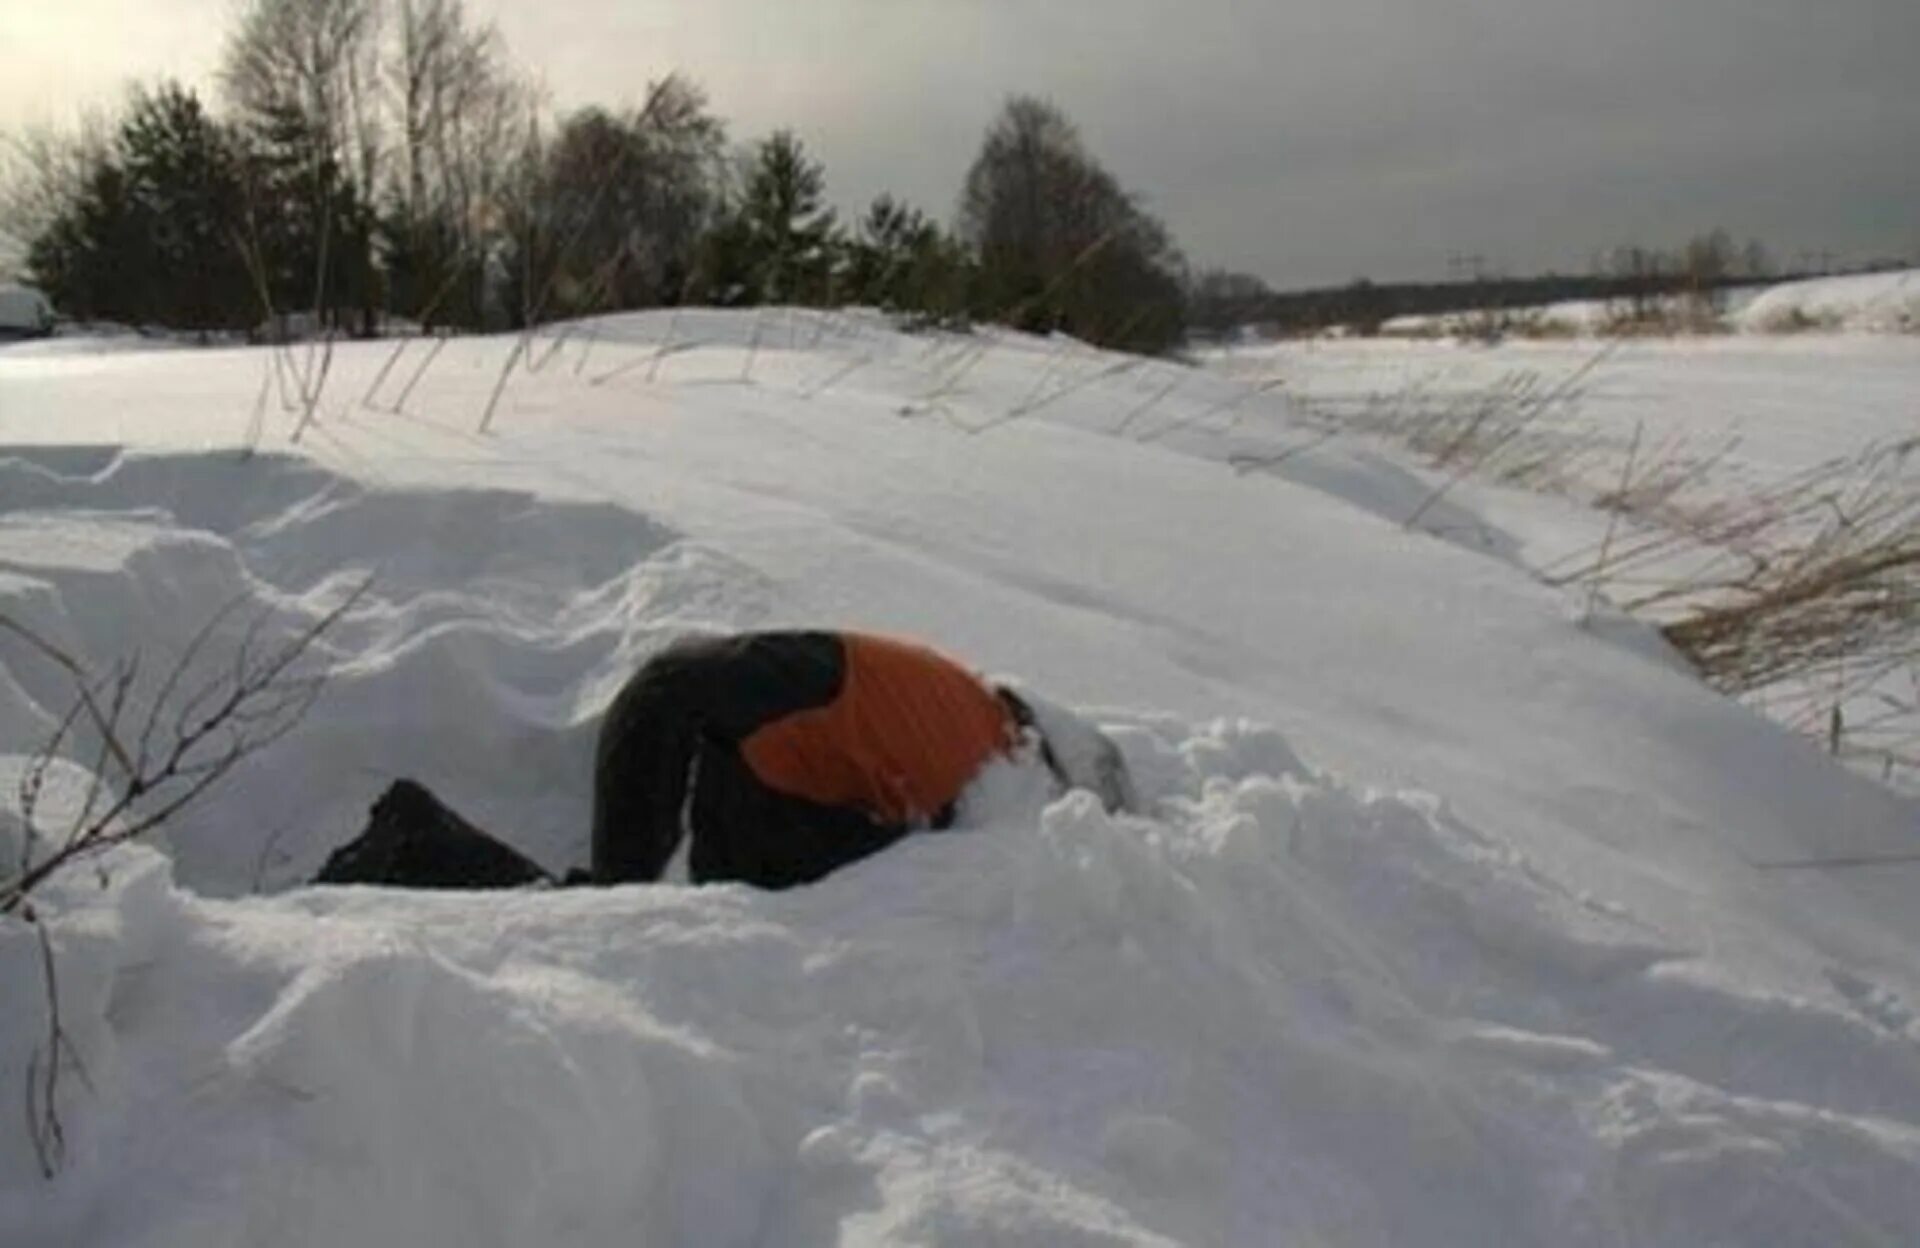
[8,0,1916,288]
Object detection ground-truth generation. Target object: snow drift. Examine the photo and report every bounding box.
[1733,269,1920,335]
[1371,268,1920,339]
[11,726,1920,1246]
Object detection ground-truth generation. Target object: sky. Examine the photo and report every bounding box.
[3,0,1917,289]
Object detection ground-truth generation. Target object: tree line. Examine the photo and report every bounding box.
[3,0,1188,353]
[1187,230,1791,337]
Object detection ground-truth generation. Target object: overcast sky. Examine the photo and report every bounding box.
[4,0,1916,288]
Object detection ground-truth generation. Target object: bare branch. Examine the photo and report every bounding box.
[0,617,137,780]
[23,916,69,1178]
[1,578,367,918]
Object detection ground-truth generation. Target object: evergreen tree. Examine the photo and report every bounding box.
[237,99,379,335]
[29,160,146,324]
[689,209,759,307]
[377,202,477,329]
[119,85,253,334]
[731,131,838,305]
[845,195,929,308]
[29,83,253,334]
[844,194,976,323]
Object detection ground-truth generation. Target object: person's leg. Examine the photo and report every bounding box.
[590,657,705,884]
[314,778,554,889]
[592,630,852,884]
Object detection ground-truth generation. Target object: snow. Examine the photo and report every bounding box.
[1733,270,1920,335]
[1374,268,1920,340]
[2,311,1920,1245]
[0,283,53,335]
[1202,331,1920,788]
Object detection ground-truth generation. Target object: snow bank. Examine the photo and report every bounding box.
[1734,269,1920,335]
[0,449,765,891]
[10,716,1920,1247]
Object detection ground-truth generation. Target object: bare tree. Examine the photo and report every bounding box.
[0,118,114,280]
[1608,244,1670,324]
[1739,238,1775,281]
[959,96,1186,352]
[1188,269,1272,338]
[223,0,382,180]
[383,0,534,327]
[390,2,529,240]
[1681,227,1737,316]
[524,77,725,318]
[223,0,389,337]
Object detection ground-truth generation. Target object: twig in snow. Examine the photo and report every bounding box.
[3,582,363,1177]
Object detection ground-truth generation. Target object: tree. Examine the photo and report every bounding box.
[1681,227,1737,313]
[1,118,113,280]
[844,195,922,306]
[718,130,839,306]
[1608,244,1672,323]
[532,81,725,316]
[838,194,976,324]
[20,0,546,334]
[223,0,381,184]
[844,194,921,305]
[382,0,533,327]
[235,98,379,335]
[494,76,723,328]
[119,86,253,335]
[28,159,146,324]
[959,96,1186,352]
[223,0,383,334]
[28,84,252,335]
[1187,269,1272,337]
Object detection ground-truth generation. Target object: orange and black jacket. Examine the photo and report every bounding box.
[592,630,1025,889]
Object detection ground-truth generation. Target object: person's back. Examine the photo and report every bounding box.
[592,630,1021,887]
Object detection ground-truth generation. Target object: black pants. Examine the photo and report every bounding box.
[590,637,915,890]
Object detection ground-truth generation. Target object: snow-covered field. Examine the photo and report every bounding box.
[3,311,1920,1246]
[1378,267,1920,339]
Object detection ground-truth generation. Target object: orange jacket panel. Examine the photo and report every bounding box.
[739,633,1015,824]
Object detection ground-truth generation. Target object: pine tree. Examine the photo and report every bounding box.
[845,195,926,308]
[736,131,838,305]
[28,84,254,334]
[29,161,146,324]
[238,99,379,335]
[843,194,976,324]
[119,85,252,335]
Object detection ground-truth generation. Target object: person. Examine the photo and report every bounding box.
[315,628,1135,891]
